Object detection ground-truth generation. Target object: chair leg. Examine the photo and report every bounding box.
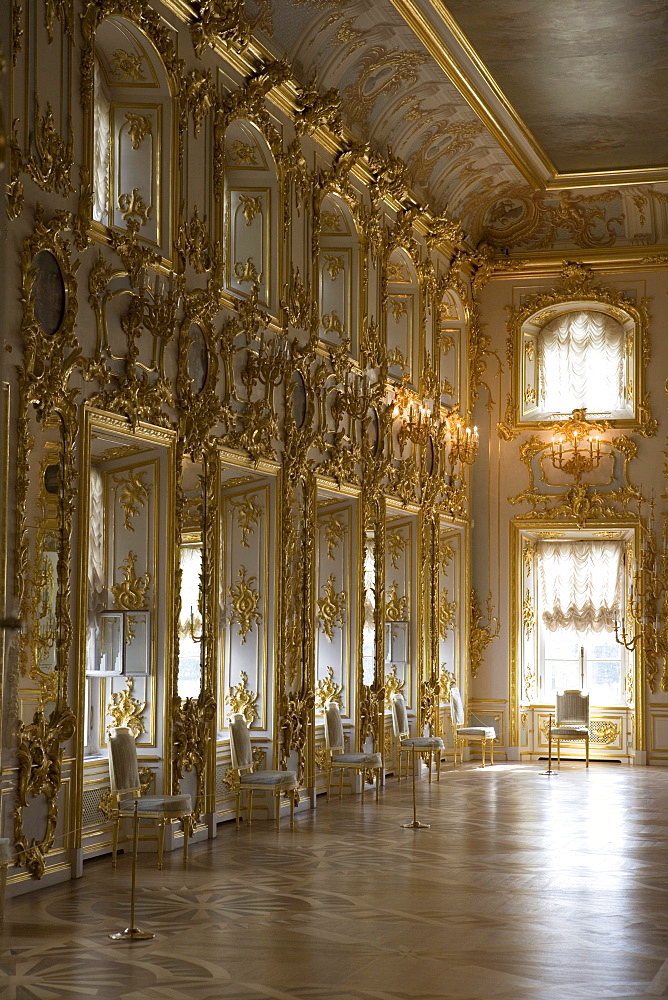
[557,740,561,767]
[275,791,280,831]
[427,752,432,783]
[183,817,189,865]
[436,750,441,781]
[247,789,254,825]
[586,735,589,768]
[158,818,165,870]
[491,740,494,766]
[235,789,241,829]
[375,768,380,801]
[112,813,120,867]
[339,767,344,799]
[326,767,332,801]
[290,790,295,826]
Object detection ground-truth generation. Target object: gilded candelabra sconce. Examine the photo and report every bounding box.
[334,368,375,422]
[179,606,203,643]
[548,409,608,483]
[442,408,479,478]
[244,328,291,401]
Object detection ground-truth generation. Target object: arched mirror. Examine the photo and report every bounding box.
[177,455,206,700]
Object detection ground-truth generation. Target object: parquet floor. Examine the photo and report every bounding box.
[2,761,668,999]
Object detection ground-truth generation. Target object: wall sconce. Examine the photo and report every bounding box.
[548,408,607,482]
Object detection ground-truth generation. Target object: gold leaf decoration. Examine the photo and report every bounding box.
[439,591,457,640]
[317,575,346,641]
[470,590,500,680]
[323,514,347,560]
[124,112,152,150]
[384,665,404,701]
[385,580,408,622]
[111,49,145,81]
[114,470,151,531]
[107,677,146,738]
[229,140,258,165]
[117,188,151,227]
[230,494,263,547]
[227,566,262,643]
[316,665,343,709]
[226,670,259,724]
[239,194,263,226]
[110,552,149,611]
[323,254,344,280]
[387,528,407,570]
[234,257,262,284]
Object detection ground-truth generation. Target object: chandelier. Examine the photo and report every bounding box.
[548,408,608,482]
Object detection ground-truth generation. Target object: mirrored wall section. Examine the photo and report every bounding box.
[79,412,175,859]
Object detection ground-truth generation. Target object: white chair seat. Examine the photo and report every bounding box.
[119,794,192,816]
[456,726,496,739]
[550,726,588,739]
[331,752,383,767]
[399,736,444,750]
[239,770,298,788]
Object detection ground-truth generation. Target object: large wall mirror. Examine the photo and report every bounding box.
[77,409,175,859]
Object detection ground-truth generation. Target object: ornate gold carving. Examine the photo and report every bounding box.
[239,194,262,226]
[590,721,619,745]
[470,590,500,680]
[14,705,76,878]
[226,670,259,725]
[317,575,346,641]
[389,297,407,324]
[124,112,152,150]
[229,140,257,165]
[384,665,404,701]
[385,580,408,622]
[320,210,342,232]
[234,257,261,285]
[438,591,457,640]
[107,676,146,738]
[118,188,151,227]
[227,566,261,643]
[113,470,150,531]
[26,96,74,196]
[230,494,263,547]
[316,665,343,709]
[179,206,216,274]
[295,76,342,137]
[279,684,314,784]
[322,514,346,559]
[523,590,536,634]
[421,677,440,735]
[321,311,344,339]
[483,188,624,251]
[111,552,149,610]
[111,49,145,81]
[359,683,384,750]
[323,254,344,281]
[173,691,216,822]
[387,528,407,570]
[183,69,215,139]
[190,0,271,58]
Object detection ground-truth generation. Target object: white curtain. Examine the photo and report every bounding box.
[538,310,624,413]
[179,545,203,633]
[92,58,110,225]
[88,466,106,613]
[538,540,623,633]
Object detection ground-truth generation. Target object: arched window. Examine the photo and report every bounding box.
[519,303,636,423]
[538,310,625,416]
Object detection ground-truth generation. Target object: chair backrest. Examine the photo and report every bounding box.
[390,693,409,739]
[449,685,465,728]
[109,726,141,798]
[324,700,345,752]
[229,713,254,771]
[556,690,589,726]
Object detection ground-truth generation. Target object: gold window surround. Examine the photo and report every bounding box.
[501,264,653,439]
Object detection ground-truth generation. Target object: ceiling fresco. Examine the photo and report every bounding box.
[255,0,668,254]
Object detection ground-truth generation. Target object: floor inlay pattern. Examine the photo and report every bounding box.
[2,763,668,999]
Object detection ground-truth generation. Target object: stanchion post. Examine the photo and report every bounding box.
[541,713,557,777]
[109,800,155,941]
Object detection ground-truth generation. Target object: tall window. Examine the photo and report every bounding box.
[537,540,624,703]
[538,310,625,416]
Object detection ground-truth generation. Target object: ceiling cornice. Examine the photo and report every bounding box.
[485,246,668,281]
[389,0,668,192]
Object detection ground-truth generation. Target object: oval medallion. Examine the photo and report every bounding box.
[187,324,208,395]
[32,250,65,337]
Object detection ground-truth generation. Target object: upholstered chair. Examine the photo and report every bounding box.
[549,690,590,767]
[449,685,496,768]
[390,693,444,783]
[228,713,298,829]
[322,700,383,801]
[108,726,193,869]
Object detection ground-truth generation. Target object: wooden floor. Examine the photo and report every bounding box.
[2,761,668,1000]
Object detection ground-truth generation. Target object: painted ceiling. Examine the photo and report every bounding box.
[256,0,668,254]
